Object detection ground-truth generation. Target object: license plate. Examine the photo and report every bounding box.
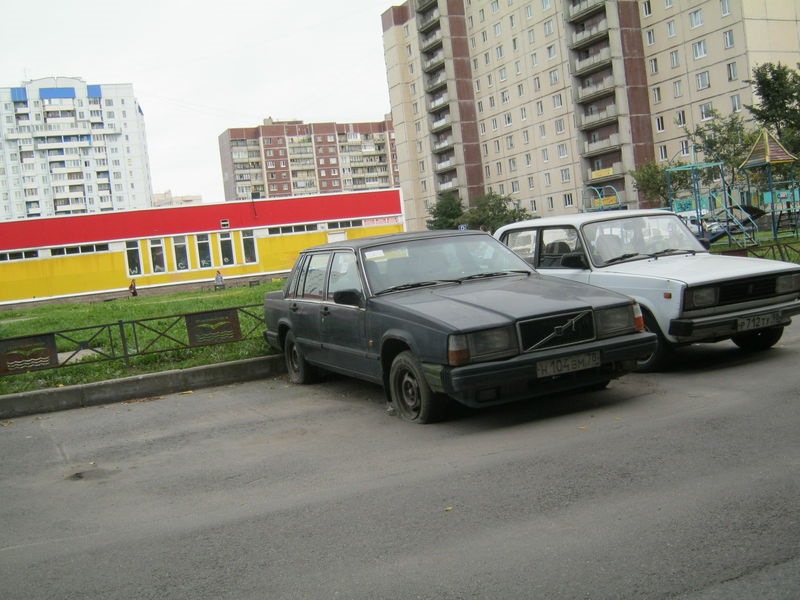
[737,312,781,332]
[536,351,601,377]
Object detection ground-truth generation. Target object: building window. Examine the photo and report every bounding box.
[700,102,714,120]
[197,234,212,267]
[649,58,659,74]
[727,61,738,81]
[646,29,655,45]
[563,192,574,207]
[554,118,565,134]
[560,168,571,183]
[723,30,734,48]
[126,241,141,276]
[670,50,680,68]
[544,19,554,35]
[673,79,683,98]
[241,230,257,263]
[150,239,165,272]
[720,0,731,16]
[696,71,710,90]
[731,94,742,112]
[643,0,652,17]
[549,69,559,85]
[553,93,563,108]
[656,116,665,132]
[680,140,689,155]
[666,20,676,37]
[653,87,662,103]
[173,236,189,270]
[692,40,707,59]
[659,145,668,160]
[676,109,686,126]
[557,142,568,158]
[547,196,554,210]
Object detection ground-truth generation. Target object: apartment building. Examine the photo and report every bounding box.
[382,0,800,231]
[218,117,399,202]
[0,77,153,221]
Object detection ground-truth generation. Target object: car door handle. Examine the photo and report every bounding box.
[289,303,299,312]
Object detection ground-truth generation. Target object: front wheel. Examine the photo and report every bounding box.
[389,351,445,424]
[636,311,673,372]
[731,326,783,351]
[284,330,319,384]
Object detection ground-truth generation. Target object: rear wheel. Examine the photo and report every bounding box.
[636,311,673,372]
[731,326,783,352]
[284,331,319,384]
[389,351,445,424]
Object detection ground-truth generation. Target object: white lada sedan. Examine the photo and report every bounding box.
[495,209,800,370]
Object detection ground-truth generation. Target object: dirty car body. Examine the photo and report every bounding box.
[494,210,800,370]
[264,230,655,423]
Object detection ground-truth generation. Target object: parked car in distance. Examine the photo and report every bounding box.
[494,209,800,371]
[264,230,656,423]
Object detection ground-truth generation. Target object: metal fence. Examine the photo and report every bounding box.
[0,305,265,376]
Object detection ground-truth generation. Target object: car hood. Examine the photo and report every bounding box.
[597,252,799,285]
[372,274,631,331]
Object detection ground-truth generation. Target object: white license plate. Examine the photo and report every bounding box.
[536,351,601,377]
[737,312,781,332]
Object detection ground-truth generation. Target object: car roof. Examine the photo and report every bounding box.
[495,209,678,232]
[300,229,487,253]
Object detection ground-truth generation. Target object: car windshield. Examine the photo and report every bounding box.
[583,214,706,266]
[362,234,532,294]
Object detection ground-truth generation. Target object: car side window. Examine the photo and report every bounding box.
[299,252,331,300]
[503,229,538,265]
[326,251,362,299]
[537,227,586,269]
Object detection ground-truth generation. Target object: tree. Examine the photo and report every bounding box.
[746,62,800,154]
[460,192,532,233]
[426,191,464,230]
[630,161,691,208]
[684,109,758,187]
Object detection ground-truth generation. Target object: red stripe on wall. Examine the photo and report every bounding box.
[0,190,402,251]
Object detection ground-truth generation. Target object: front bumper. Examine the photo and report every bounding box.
[668,298,800,342]
[423,331,657,409]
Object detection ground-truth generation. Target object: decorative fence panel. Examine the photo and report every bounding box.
[0,305,264,376]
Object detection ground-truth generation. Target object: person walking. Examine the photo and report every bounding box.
[128,279,138,297]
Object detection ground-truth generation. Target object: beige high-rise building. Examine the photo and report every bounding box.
[218,117,398,202]
[382,0,800,231]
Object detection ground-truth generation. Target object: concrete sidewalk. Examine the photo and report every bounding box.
[0,356,286,419]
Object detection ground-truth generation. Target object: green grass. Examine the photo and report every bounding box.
[0,281,284,396]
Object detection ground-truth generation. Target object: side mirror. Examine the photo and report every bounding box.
[332,289,363,307]
[560,252,589,269]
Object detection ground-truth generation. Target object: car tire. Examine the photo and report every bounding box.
[284,330,319,384]
[389,351,446,424]
[636,310,673,372]
[731,326,784,352]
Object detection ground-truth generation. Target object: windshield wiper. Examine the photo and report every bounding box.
[375,280,454,295]
[458,270,531,281]
[602,253,648,265]
[649,248,697,257]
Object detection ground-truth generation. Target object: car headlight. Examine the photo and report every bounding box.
[776,272,800,294]
[595,304,638,338]
[685,286,718,310]
[448,326,518,366]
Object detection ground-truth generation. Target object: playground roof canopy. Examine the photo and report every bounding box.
[739,129,797,169]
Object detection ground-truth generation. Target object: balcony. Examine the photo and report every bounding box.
[429,94,449,111]
[582,134,621,157]
[432,137,454,153]
[426,74,448,93]
[421,29,443,52]
[574,47,612,76]
[430,115,452,132]
[570,20,609,50]
[578,105,618,130]
[438,177,458,190]
[423,52,446,73]
[418,10,441,33]
[568,0,606,22]
[587,162,624,183]
[576,76,616,103]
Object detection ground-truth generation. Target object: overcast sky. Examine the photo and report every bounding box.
[0,0,395,202]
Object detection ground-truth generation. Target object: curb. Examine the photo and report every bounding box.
[0,356,287,419]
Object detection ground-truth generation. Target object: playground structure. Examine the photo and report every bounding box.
[665,130,799,247]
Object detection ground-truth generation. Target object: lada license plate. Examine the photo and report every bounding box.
[737,312,781,332]
[536,352,601,377]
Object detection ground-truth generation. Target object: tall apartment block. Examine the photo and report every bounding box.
[382,0,800,231]
[0,77,153,221]
[218,117,399,201]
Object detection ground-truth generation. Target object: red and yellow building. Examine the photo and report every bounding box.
[0,190,404,304]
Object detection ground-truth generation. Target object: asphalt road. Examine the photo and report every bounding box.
[1,329,799,600]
